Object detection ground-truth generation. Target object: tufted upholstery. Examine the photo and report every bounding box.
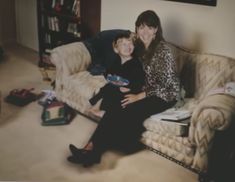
[50,32,235,173]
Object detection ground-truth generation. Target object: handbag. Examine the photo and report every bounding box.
[5,88,38,106]
[41,99,74,126]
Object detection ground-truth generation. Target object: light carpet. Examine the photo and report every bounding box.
[0,45,198,182]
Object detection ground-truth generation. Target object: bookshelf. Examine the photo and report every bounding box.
[37,0,101,67]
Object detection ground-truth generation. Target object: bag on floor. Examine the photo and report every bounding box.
[5,88,38,106]
[41,99,74,126]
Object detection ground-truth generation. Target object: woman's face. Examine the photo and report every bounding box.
[136,24,158,49]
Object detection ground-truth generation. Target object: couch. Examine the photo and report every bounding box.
[50,30,235,174]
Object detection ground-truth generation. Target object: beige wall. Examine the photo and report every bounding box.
[101,0,235,58]
[15,0,38,51]
[14,0,235,58]
[0,0,16,45]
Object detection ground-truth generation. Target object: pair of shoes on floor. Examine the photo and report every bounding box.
[67,144,101,167]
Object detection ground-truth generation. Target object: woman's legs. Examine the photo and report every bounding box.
[99,84,124,111]
[68,96,175,166]
[91,96,175,153]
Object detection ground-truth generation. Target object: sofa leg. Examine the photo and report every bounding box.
[198,172,213,182]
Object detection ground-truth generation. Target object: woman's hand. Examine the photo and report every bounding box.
[121,92,146,108]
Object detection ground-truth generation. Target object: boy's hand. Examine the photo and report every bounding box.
[119,87,130,93]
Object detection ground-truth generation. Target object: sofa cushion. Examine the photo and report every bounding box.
[168,43,196,98]
[143,118,190,137]
[144,98,198,137]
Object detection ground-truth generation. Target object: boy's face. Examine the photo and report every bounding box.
[114,38,134,58]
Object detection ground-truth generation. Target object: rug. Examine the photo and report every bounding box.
[0,45,198,182]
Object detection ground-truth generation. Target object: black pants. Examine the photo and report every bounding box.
[90,96,176,154]
[89,84,126,112]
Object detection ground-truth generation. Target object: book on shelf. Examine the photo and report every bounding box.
[47,16,60,32]
[67,22,81,37]
[52,0,56,9]
[44,33,51,44]
[61,0,64,6]
[150,109,191,122]
[53,17,59,31]
[156,117,190,126]
[72,0,80,17]
[63,0,76,14]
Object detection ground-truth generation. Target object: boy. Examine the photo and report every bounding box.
[89,31,145,117]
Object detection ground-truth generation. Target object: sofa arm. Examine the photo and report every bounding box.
[188,94,235,171]
[50,42,91,77]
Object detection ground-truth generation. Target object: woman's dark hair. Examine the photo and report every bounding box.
[134,10,164,63]
[135,10,163,43]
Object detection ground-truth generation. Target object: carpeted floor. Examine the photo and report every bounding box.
[0,44,198,182]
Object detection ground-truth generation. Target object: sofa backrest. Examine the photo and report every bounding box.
[84,30,235,101]
[169,43,235,100]
[168,43,196,98]
[83,29,130,69]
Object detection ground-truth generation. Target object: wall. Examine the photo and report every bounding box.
[15,0,38,51]
[14,0,235,58]
[101,0,235,58]
[0,0,16,45]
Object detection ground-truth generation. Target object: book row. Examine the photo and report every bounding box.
[42,0,80,17]
[44,16,81,36]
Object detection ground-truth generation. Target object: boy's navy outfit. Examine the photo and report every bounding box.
[89,57,145,112]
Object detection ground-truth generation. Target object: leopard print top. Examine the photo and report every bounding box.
[142,41,180,102]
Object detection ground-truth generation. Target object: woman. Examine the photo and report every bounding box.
[67,10,180,167]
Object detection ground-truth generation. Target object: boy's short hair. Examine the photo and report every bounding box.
[112,31,133,48]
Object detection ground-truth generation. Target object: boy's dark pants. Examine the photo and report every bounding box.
[89,83,125,112]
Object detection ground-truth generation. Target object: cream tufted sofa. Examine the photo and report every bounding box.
[50,31,235,174]
[141,45,235,173]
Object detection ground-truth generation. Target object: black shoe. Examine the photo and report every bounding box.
[67,155,82,164]
[69,144,88,157]
[89,91,103,105]
[67,147,101,167]
[82,150,101,167]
